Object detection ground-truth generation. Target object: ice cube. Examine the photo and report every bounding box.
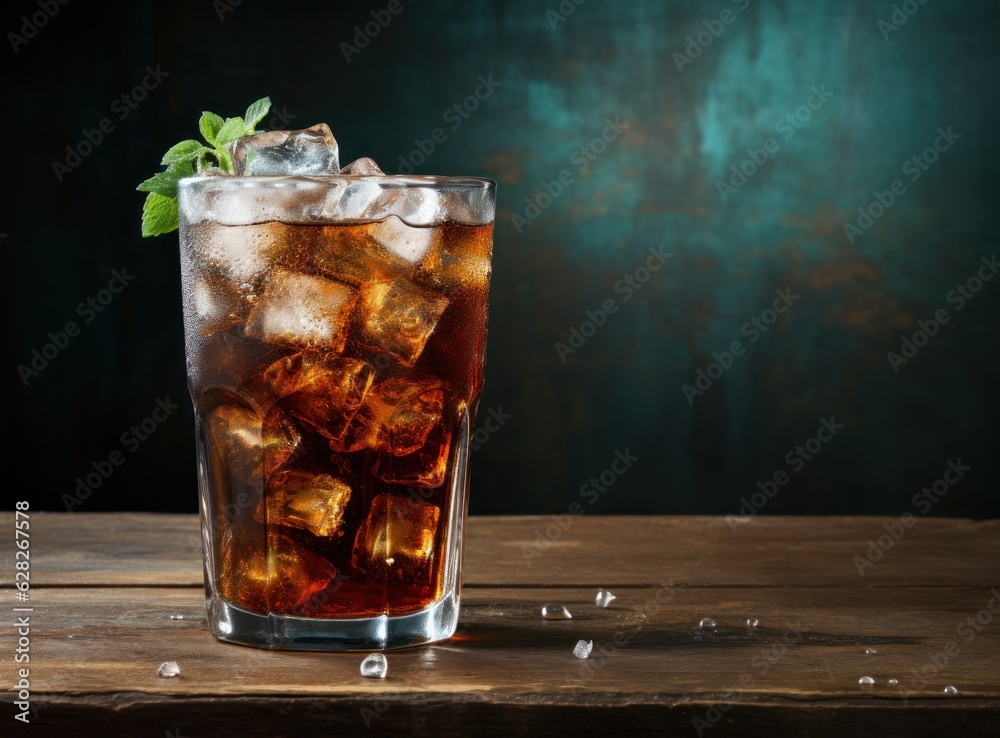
[186,221,296,285]
[356,279,448,367]
[352,494,440,582]
[372,422,451,488]
[369,216,440,264]
[219,528,336,613]
[189,270,250,333]
[231,123,340,176]
[263,352,375,441]
[262,405,305,478]
[340,157,384,176]
[333,377,444,456]
[186,333,292,410]
[246,269,357,350]
[573,640,593,659]
[360,653,388,679]
[255,469,352,538]
[205,403,263,485]
[416,224,493,295]
[309,222,410,287]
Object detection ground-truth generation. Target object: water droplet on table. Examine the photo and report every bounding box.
[888,678,899,685]
[864,648,877,655]
[595,590,616,608]
[541,603,572,620]
[573,640,593,659]
[746,618,759,629]
[943,685,958,695]
[699,618,717,629]
[858,676,875,686]
[360,653,387,679]
[157,661,180,679]
[169,614,185,620]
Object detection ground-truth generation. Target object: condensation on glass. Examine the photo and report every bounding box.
[177,174,495,649]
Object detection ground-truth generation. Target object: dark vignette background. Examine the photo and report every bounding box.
[4,0,999,517]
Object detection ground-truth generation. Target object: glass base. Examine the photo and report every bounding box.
[206,592,460,651]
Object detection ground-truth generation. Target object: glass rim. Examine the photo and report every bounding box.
[179,174,496,190]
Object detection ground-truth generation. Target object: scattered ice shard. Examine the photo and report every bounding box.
[573,640,593,659]
[361,653,388,679]
[541,604,572,620]
[231,123,340,176]
[256,470,352,538]
[340,157,384,175]
[865,648,877,655]
[169,614,185,621]
[943,685,958,695]
[699,618,717,629]
[888,678,899,685]
[595,590,616,608]
[858,676,875,686]
[246,268,357,351]
[157,661,181,678]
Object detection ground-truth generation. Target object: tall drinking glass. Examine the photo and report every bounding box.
[177,174,495,649]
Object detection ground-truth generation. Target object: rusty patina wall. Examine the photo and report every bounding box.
[8,0,998,516]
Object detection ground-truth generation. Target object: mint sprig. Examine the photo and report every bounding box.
[138,96,271,237]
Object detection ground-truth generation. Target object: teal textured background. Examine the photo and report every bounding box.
[6,0,999,516]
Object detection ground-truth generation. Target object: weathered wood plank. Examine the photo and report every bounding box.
[24,697,1000,738]
[4,586,998,700]
[2,513,998,588]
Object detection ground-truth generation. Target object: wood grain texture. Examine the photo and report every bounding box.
[3,512,998,587]
[4,587,999,699]
[1,513,998,736]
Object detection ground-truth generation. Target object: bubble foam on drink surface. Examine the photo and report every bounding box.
[179,175,496,229]
[186,216,493,619]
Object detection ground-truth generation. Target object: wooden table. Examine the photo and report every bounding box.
[2,514,999,736]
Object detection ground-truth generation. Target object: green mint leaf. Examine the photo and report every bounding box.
[141,192,179,237]
[137,159,195,197]
[140,96,273,236]
[214,144,235,173]
[136,170,182,197]
[199,111,225,145]
[244,97,271,131]
[195,149,216,173]
[215,117,250,147]
[161,140,207,166]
